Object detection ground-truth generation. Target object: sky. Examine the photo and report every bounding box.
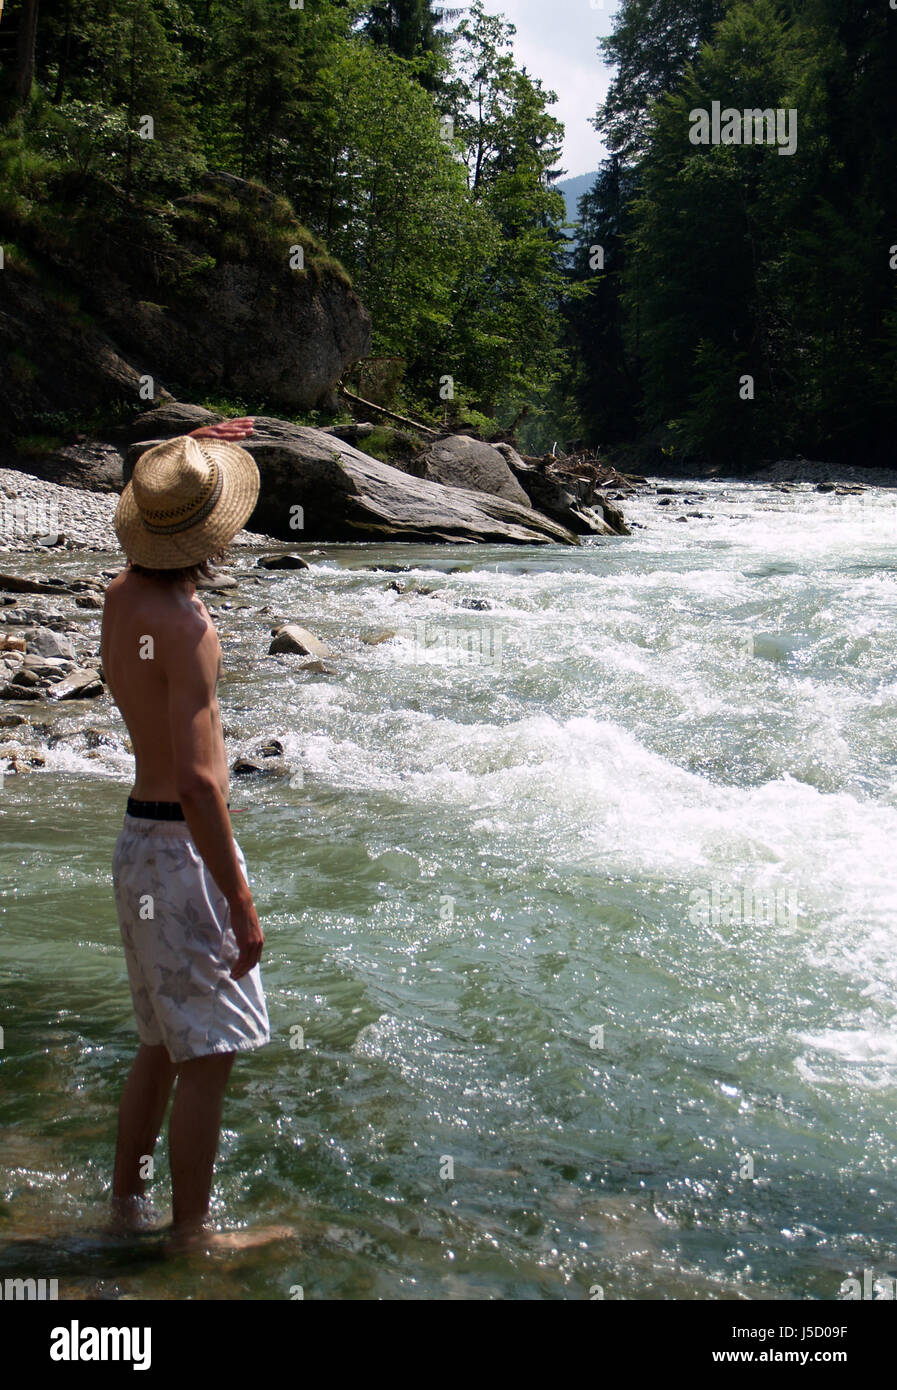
[476,0,622,179]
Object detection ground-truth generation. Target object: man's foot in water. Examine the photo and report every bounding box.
[109,1195,164,1236]
[164,1222,297,1255]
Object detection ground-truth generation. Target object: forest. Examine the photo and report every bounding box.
[1,0,895,467]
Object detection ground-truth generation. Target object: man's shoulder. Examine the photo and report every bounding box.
[113,576,212,640]
[162,593,216,645]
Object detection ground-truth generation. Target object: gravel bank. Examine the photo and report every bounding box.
[0,467,281,556]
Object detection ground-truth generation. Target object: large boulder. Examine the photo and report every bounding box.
[0,171,369,456]
[96,174,371,416]
[10,440,126,492]
[124,414,579,546]
[410,435,532,508]
[0,267,161,453]
[118,402,217,444]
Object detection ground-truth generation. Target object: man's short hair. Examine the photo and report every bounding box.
[128,548,228,584]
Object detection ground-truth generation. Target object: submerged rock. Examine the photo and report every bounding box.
[256,554,311,570]
[233,758,264,775]
[296,659,334,674]
[0,742,46,769]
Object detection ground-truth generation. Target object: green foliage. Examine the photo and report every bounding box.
[360,426,425,462]
[13,434,66,457]
[562,0,897,465]
[2,0,573,443]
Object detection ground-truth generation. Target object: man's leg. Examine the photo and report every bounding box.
[112,1042,178,1217]
[168,1051,237,1235]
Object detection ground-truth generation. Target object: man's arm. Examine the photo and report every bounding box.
[165,618,264,980]
[188,418,255,443]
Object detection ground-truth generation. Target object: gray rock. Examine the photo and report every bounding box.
[1,683,43,700]
[29,627,76,661]
[108,173,370,415]
[119,402,219,444]
[48,667,104,700]
[594,494,631,535]
[2,608,62,626]
[269,624,333,658]
[67,577,106,592]
[9,667,40,688]
[23,654,75,680]
[413,435,532,508]
[0,572,68,596]
[360,630,397,644]
[195,572,238,590]
[296,659,334,674]
[500,456,616,536]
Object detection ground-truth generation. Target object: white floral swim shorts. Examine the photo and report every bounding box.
[112,814,270,1063]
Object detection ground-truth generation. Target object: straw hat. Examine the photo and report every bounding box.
[114,434,260,568]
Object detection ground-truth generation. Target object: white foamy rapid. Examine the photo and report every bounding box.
[6,477,897,1298]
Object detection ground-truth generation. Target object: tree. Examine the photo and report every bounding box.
[598,0,730,159]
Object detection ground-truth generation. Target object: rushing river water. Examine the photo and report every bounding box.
[4,478,897,1300]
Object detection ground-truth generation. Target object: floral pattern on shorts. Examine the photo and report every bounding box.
[113,816,270,1063]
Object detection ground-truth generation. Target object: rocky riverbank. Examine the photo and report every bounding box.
[0,464,283,557]
[7,400,638,548]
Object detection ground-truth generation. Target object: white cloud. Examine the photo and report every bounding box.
[472,0,621,177]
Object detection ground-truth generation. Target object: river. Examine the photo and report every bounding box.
[3,478,897,1299]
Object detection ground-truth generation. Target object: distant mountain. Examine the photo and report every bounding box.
[555,172,598,237]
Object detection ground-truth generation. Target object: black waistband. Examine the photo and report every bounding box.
[126,797,230,821]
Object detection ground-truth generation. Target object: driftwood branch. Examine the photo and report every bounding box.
[337,384,439,437]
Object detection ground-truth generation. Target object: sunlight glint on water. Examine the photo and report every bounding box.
[3,479,897,1299]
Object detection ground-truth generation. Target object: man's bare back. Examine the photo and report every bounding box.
[101,565,263,980]
[101,569,229,802]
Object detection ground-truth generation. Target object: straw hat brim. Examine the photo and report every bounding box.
[114,437,260,568]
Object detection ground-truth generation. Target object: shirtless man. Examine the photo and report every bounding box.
[102,417,269,1245]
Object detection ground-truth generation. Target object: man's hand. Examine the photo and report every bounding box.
[189,417,256,443]
[228,894,265,980]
